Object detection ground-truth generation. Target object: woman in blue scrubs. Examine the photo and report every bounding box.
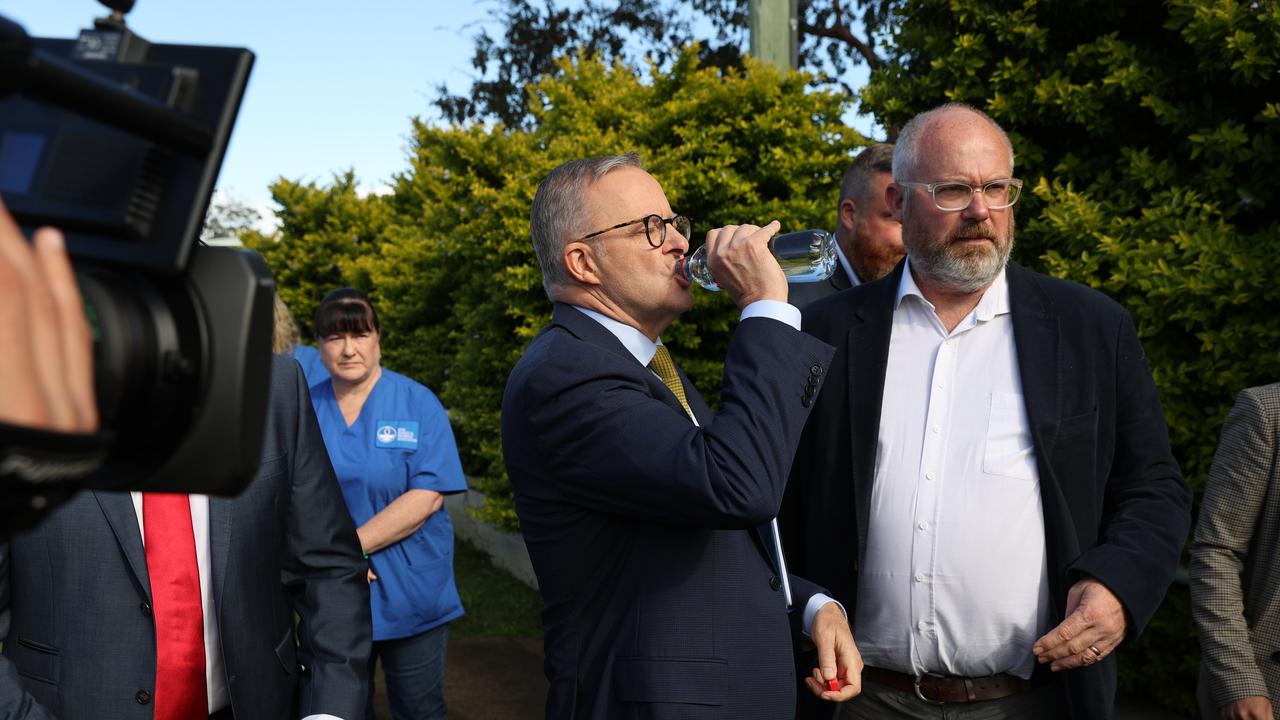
[310,287,467,720]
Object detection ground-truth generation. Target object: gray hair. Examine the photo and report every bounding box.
[530,153,644,299]
[892,103,1015,182]
[839,143,895,207]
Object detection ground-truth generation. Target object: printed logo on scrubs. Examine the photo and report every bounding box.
[374,420,419,450]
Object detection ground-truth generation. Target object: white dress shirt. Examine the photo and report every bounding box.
[852,262,1050,680]
[573,302,841,634]
[132,493,343,720]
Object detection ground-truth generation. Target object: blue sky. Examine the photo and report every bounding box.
[2,0,494,216]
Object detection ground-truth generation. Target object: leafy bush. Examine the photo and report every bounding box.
[861,0,1280,712]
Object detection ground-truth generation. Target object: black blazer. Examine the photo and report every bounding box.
[502,303,835,719]
[781,261,1192,719]
[0,356,372,720]
[787,263,855,310]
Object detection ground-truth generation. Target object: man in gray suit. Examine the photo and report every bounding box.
[1191,382,1280,720]
[0,355,372,719]
[789,143,903,308]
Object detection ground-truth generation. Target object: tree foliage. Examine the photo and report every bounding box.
[861,0,1280,712]
[253,49,864,527]
[436,0,894,128]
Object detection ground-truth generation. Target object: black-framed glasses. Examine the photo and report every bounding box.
[897,178,1023,211]
[577,214,692,248]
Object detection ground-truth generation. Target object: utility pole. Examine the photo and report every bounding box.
[748,0,798,70]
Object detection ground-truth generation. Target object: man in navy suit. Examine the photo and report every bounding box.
[782,103,1191,719]
[0,356,372,719]
[502,153,861,719]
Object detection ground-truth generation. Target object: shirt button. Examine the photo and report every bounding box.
[915,573,925,583]
[917,620,928,631]
[925,471,936,481]
[918,520,929,531]
[932,425,941,434]
[937,382,945,389]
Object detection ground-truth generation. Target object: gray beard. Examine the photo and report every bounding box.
[905,218,1014,294]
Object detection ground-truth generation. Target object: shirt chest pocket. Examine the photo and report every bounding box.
[983,392,1038,481]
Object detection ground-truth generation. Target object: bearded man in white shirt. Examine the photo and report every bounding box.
[781,102,1191,720]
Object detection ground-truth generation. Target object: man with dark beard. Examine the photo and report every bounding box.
[780,103,1191,719]
[789,143,903,308]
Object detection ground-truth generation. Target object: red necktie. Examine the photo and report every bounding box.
[143,493,208,720]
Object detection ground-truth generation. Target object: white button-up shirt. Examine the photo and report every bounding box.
[852,262,1050,680]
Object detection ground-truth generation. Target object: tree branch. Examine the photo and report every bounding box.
[800,0,883,71]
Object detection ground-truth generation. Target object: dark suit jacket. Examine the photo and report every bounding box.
[781,261,1192,720]
[502,303,835,720]
[787,263,854,310]
[0,356,372,720]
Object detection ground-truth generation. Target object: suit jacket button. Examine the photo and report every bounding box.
[140,602,152,617]
[135,690,151,705]
[770,575,782,591]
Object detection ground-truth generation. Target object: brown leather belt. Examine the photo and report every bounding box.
[864,666,1038,705]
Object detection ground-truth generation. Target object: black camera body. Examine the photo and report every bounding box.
[0,10,272,497]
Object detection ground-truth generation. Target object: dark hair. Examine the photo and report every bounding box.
[314,287,381,339]
[839,143,895,206]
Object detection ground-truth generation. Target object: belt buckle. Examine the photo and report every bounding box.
[912,673,948,706]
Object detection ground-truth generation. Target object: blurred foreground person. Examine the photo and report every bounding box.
[310,288,467,720]
[0,361,371,719]
[1191,383,1280,720]
[502,153,861,719]
[783,103,1191,719]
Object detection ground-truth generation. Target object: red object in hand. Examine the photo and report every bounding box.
[826,678,841,692]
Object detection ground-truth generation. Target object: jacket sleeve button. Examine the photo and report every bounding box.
[135,690,152,705]
[770,576,783,591]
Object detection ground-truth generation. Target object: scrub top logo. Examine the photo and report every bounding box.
[375,420,419,450]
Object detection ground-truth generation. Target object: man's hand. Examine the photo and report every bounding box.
[0,198,96,433]
[1218,696,1273,720]
[803,601,863,702]
[1032,577,1127,671]
[702,220,787,309]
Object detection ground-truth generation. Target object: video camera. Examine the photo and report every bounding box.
[0,1,273,510]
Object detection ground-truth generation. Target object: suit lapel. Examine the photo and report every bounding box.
[848,265,899,563]
[209,495,233,609]
[94,491,152,600]
[1007,263,1062,479]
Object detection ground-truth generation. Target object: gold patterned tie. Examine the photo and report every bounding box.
[649,345,695,421]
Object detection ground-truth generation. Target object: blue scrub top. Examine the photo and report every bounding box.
[291,343,330,387]
[311,369,468,641]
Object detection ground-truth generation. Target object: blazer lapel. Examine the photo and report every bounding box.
[846,264,900,564]
[209,495,233,609]
[94,491,152,600]
[1007,263,1062,480]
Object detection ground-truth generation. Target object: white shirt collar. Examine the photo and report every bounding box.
[832,232,861,287]
[572,306,659,366]
[895,257,1011,322]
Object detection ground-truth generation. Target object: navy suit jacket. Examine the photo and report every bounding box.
[781,261,1192,719]
[0,356,372,720]
[502,303,836,719]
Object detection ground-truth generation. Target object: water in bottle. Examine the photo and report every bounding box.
[674,229,837,291]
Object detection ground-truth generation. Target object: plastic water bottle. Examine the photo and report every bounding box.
[674,229,838,291]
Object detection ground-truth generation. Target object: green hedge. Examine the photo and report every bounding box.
[860,0,1280,713]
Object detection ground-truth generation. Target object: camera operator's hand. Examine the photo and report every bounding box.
[0,198,97,433]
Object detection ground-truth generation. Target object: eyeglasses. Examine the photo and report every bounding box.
[577,214,692,248]
[897,178,1023,211]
